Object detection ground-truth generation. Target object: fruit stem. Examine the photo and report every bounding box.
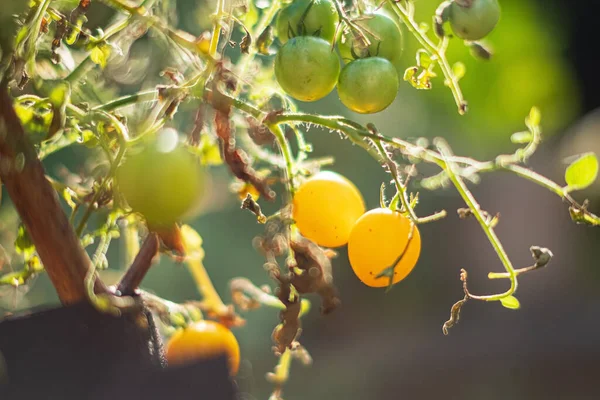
[208,0,226,56]
[233,0,282,96]
[385,0,467,114]
[435,138,517,301]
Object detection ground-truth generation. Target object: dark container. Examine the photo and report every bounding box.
[0,302,236,400]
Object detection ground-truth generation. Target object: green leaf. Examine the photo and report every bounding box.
[403,66,417,82]
[90,44,111,68]
[404,66,436,90]
[526,106,541,128]
[256,26,275,55]
[500,295,521,310]
[15,225,35,260]
[510,131,533,144]
[416,49,432,69]
[565,152,599,191]
[452,62,466,81]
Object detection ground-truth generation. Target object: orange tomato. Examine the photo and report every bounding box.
[292,171,365,248]
[165,320,240,375]
[348,208,421,287]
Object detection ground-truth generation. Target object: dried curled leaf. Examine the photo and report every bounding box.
[272,276,301,355]
[289,237,340,315]
[215,109,276,201]
[247,116,275,146]
[253,217,291,258]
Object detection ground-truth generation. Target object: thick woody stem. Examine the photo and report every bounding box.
[0,83,107,304]
[116,233,159,296]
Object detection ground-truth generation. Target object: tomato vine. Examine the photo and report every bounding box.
[0,1,598,399]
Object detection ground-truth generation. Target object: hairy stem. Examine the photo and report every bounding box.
[386,0,467,113]
[436,138,517,301]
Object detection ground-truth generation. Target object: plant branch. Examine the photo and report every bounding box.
[386,0,467,114]
[435,138,517,301]
[0,83,107,304]
[116,232,159,296]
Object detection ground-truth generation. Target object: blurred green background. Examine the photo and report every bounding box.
[3,0,600,399]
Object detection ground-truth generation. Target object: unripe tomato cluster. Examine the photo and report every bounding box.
[274,0,403,114]
[273,0,500,113]
[292,171,421,287]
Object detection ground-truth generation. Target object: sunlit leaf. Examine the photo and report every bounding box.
[565,152,599,191]
[452,62,466,81]
[90,44,111,68]
[527,106,541,127]
[510,131,533,144]
[14,225,35,260]
[257,26,275,55]
[416,49,432,69]
[500,295,520,310]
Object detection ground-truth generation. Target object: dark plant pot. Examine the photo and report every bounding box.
[0,302,236,400]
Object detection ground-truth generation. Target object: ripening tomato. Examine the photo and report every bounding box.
[275,36,341,102]
[292,171,365,248]
[116,132,204,227]
[337,57,399,114]
[337,12,403,73]
[348,208,421,287]
[448,0,500,41]
[166,320,241,375]
[276,0,339,44]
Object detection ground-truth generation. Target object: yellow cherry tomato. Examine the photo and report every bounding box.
[292,171,365,248]
[165,320,240,375]
[348,208,421,287]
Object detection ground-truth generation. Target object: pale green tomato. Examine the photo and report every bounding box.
[276,0,339,44]
[275,36,340,102]
[116,138,204,227]
[449,0,501,41]
[337,57,399,114]
[337,12,403,73]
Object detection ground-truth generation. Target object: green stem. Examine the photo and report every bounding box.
[91,90,158,112]
[233,0,282,96]
[386,0,466,114]
[65,16,132,84]
[436,138,517,301]
[502,164,564,196]
[75,145,126,236]
[268,123,296,195]
[208,0,226,56]
[373,139,419,222]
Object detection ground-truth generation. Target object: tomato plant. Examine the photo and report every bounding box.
[0,1,597,400]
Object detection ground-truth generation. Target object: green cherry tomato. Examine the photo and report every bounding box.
[449,0,500,41]
[116,132,204,227]
[337,57,399,114]
[337,12,403,73]
[275,36,340,102]
[276,0,339,44]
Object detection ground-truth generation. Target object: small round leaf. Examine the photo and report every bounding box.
[565,152,599,191]
[500,295,521,310]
